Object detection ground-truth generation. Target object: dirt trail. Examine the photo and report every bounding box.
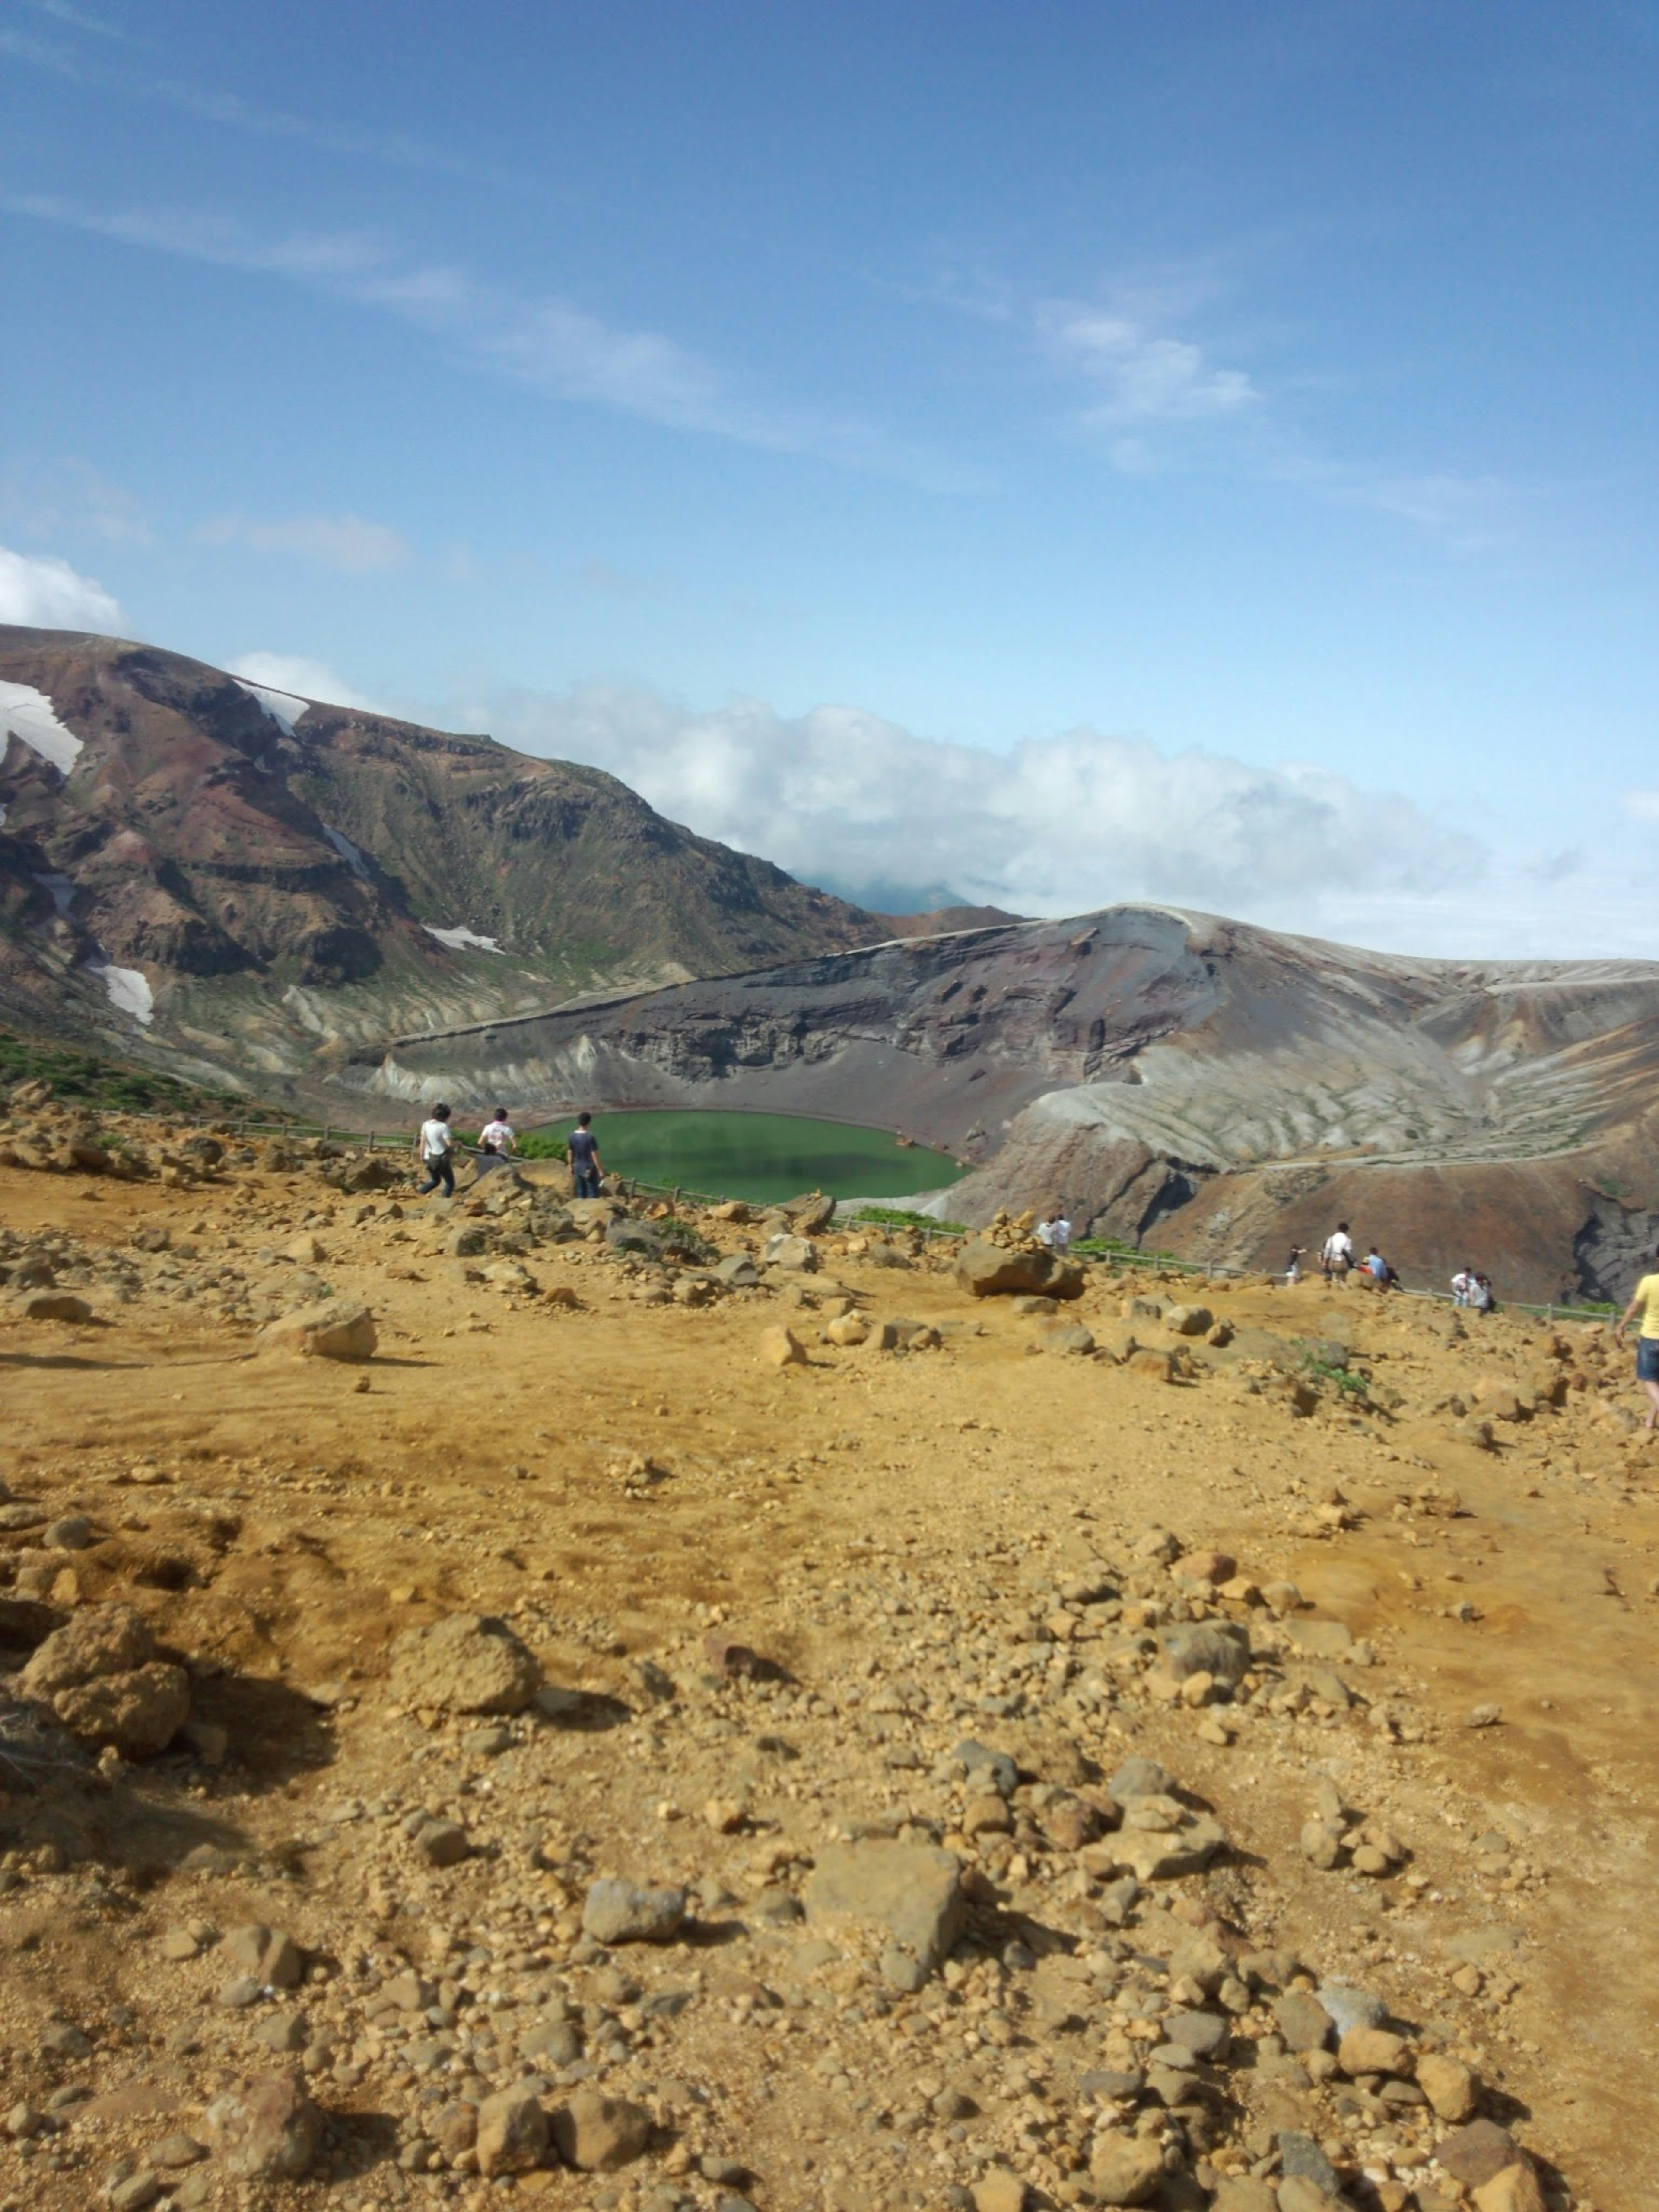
[1,1137,1656,2211]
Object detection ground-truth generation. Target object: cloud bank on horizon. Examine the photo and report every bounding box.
[478,677,1516,950]
[0,545,126,632]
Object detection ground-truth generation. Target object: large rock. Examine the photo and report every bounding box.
[763,1232,817,1271]
[550,2088,652,2170]
[475,2085,549,2177]
[21,1602,152,1697]
[1438,2121,1526,2188]
[582,1879,687,1944]
[1472,2167,1547,2212]
[1159,1621,1250,1684]
[1087,2135,1165,2203]
[53,1662,190,1757]
[257,1300,377,1362]
[21,1292,93,1323]
[804,1841,964,1972]
[955,1241,1083,1300]
[388,1613,541,1714]
[204,2072,321,2180]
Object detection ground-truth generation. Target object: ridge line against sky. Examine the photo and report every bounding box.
[1,1,1656,957]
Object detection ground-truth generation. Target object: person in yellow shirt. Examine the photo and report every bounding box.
[1613,1256,1659,1428]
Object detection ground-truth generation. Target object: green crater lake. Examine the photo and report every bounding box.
[521,1109,964,1207]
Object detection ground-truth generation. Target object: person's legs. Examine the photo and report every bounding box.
[435,1155,455,1198]
[418,1163,439,1194]
[1639,1340,1659,1429]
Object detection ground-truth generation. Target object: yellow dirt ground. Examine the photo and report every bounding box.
[2,1149,1656,2211]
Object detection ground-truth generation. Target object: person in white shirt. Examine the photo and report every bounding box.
[1451,1267,1475,1307]
[1321,1223,1354,1281]
[1036,1207,1072,1252]
[415,1103,455,1197]
[478,1107,516,1173]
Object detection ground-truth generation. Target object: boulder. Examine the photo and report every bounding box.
[21,1292,93,1324]
[581,1880,687,1945]
[257,1300,377,1362]
[763,1232,817,1271]
[1472,2167,1547,2212]
[713,1253,760,1288]
[1437,2120,1526,2188]
[474,2085,550,2177]
[803,1841,964,1973]
[1159,1621,1250,1685]
[21,1602,153,1697]
[955,1240,1083,1300]
[1087,2135,1165,2203]
[204,2072,321,2181]
[53,1663,190,1757]
[550,2088,652,2170]
[759,1324,806,1367]
[1033,1320,1096,1355]
[782,1191,836,1234]
[826,1313,869,1346]
[1163,1303,1214,1335]
[1417,2051,1478,2121]
[388,1612,541,1714]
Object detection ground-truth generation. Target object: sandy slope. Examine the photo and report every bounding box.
[1,1132,1656,2209]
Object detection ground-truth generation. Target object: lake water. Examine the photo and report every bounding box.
[522,1109,963,1207]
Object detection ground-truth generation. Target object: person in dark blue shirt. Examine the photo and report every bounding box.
[567,1111,603,1198]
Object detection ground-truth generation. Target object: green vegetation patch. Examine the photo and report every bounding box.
[0,1027,239,1116]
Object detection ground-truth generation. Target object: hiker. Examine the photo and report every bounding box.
[1364,1245,1390,1284]
[1285,1243,1306,1284]
[415,1102,456,1197]
[1451,1265,1475,1307]
[477,1105,516,1173]
[1471,1274,1495,1314]
[1615,1248,1659,1430]
[1321,1222,1354,1281]
[567,1110,603,1199]
[1037,1207,1071,1252]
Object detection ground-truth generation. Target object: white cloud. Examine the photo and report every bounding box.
[228,652,385,713]
[196,512,411,573]
[1623,789,1659,824]
[1047,308,1259,427]
[480,679,1479,926]
[0,543,126,629]
[0,458,151,545]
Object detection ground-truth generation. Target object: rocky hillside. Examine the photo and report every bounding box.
[0,1120,1652,2208]
[365,906,1659,1302]
[0,627,897,1084]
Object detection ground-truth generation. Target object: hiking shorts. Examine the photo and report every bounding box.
[1637,1338,1659,1383]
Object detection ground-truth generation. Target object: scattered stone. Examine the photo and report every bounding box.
[582,1879,688,1945]
[1087,2134,1165,2203]
[257,1300,377,1361]
[551,2087,653,2170]
[475,2084,550,2177]
[803,1840,964,1973]
[1417,2051,1479,2121]
[759,1323,807,1367]
[203,2071,322,2181]
[388,1611,541,1713]
[222,1925,304,1989]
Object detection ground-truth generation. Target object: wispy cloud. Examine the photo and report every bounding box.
[19,0,130,38]
[0,457,151,545]
[0,22,503,183]
[196,512,412,575]
[5,194,980,486]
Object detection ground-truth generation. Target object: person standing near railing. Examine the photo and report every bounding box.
[568,1111,603,1199]
[415,1103,455,1198]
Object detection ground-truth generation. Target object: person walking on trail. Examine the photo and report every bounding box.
[1285,1244,1306,1285]
[1321,1222,1354,1282]
[1471,1274,1495,1314]
[1615,1249,1659,1430]
[1451,1265,1475,1307]
[416,1103,456,1197]
[1037,1207,1072,1252]
[478,1106,516,1173]
[567,1111,603,1199]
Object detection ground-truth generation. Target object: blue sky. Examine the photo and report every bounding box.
[3,0,1657,951]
